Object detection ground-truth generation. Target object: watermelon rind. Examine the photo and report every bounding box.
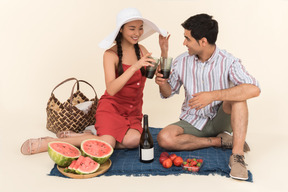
[80,139,113,164]
[48,141,81,167]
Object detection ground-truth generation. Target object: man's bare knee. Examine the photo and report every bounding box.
[223,100,247,114]
[157,126,182,150]
[157,130,172,149]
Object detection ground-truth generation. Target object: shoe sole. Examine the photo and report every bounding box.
[223,131,233,136]
[229,174,248,181]
[228,165,248,181]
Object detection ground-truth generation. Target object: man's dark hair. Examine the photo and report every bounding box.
[181,14,218,44]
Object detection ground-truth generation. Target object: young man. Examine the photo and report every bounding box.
[156,14,260,180]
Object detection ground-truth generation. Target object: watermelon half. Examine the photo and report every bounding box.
[48,141,81,167]
[81,139,113,164]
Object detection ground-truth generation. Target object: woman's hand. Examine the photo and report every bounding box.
[159,34,170,57]
[131,52,154,71]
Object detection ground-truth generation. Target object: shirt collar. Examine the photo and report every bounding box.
[194,46,219,65]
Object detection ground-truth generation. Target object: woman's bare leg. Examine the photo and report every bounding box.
[21,134,117,155]
[116,129,141,149]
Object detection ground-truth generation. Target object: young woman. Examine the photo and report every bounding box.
[21,8,168,155]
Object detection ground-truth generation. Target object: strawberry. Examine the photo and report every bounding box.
[183,163,189,171]
[197,159,203,163]
[169,154,177,161]
[162,158,173,169]
[191,160,197,166]
[197,162,202,167]
[173,156,183,167]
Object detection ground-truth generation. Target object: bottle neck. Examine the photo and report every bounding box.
[143,114,148,131]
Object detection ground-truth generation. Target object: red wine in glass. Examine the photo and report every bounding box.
[160,69,170,79]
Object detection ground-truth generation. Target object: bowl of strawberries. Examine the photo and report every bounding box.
[181,157,204,172]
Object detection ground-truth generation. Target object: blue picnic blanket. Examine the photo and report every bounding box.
[49,127,253,182]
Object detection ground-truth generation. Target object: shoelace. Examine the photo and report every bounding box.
[233,154,248,166]
[220,137,232,148]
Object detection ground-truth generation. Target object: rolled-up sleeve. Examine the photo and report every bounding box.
[229,59,260,89]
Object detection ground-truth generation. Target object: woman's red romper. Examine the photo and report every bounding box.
[95,64,146,143]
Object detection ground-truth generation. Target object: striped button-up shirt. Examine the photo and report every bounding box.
[162,46,260,130]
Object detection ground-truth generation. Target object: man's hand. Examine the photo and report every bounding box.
[155,65,172,98]
[188,92,215,110]
[159,34,170,57]
[155,65,168,86]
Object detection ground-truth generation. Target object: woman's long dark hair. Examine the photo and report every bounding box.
[115,31,145,76]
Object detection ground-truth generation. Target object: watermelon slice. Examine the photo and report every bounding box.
[75,156,100,175]
[48,141,81,167]
[64,160,77,173]
[81,139,113,164]
[64,156,100,175]
[72,155,85,172]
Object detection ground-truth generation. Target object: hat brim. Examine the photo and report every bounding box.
[98,18,167,49]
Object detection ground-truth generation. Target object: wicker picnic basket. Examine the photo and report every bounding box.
[46,78,98,134]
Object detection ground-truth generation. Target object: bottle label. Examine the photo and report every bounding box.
[141,147,154,161]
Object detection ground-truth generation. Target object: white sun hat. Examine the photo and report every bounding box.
[98,8,167,49]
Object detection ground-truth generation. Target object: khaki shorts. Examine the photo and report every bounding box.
[171,104,232,137]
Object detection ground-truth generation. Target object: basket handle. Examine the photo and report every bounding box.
[51,77,79,95]
[69,79,98,107]
[78,80,97,98]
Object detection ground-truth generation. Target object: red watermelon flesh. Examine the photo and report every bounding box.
[81,139,113,164]
[48,141,81,167]
[64,160,77,173]
[49,142,80,157]
[73,156,85,170]
[76,157,100,174]
[83,140,112,156]
[68,160,77,170]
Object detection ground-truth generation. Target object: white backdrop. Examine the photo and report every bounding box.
[1,0,288,192]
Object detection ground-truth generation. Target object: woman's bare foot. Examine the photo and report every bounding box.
[56,130,93,138]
